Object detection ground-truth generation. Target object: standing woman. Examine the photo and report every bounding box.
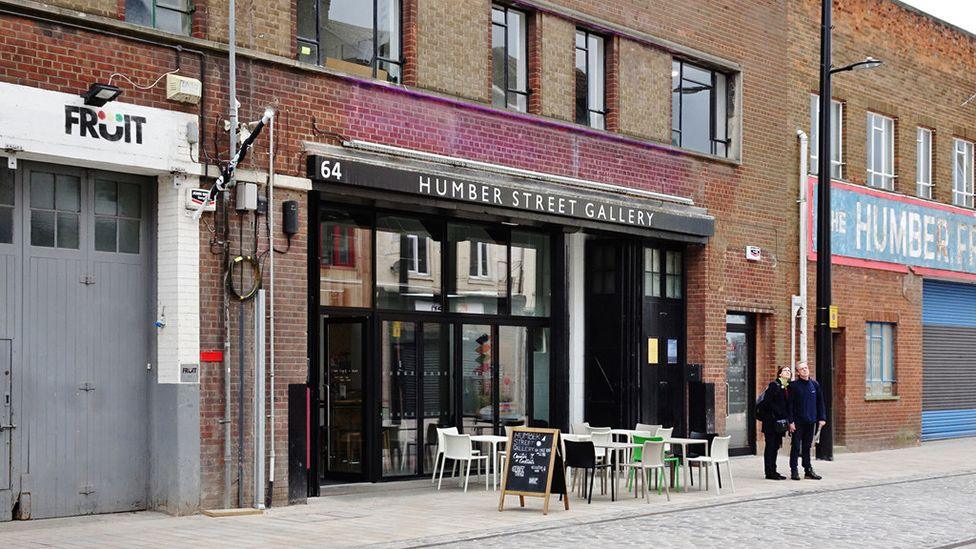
[761,366,791,480]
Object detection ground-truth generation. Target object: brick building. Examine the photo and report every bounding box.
[790,0,976,451]
[1,0,968,522]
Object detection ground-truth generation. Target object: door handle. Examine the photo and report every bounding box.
[0,423,16,431]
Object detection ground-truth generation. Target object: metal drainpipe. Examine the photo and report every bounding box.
[797,129,809,366]
[267,115,276,507]
[228,0,240,509]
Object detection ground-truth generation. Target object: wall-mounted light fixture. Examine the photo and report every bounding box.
[80,83,122,107]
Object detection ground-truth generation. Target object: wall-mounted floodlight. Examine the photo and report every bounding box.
[80,83,122,107]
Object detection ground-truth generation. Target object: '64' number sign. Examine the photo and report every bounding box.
[318,159,343,181]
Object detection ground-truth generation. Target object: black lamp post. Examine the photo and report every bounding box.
[815,0,881,461]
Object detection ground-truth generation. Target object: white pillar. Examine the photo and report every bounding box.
[567,232,586,425]
[156,175,201,383]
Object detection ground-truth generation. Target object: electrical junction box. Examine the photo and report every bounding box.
[166,73,203,105]
[185,188,216,212]
[745,246,762,261]
[236,182,258,211]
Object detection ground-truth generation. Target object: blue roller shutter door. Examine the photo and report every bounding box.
[922,280,976,440]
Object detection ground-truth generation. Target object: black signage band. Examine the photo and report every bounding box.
[307,155,714,237]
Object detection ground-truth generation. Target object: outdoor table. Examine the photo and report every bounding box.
[608,428,654,443]
[471,434,507,490]
[594,440,639,500]
[664,437,709,492]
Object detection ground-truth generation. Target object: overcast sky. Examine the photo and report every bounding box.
[898,0,976,35]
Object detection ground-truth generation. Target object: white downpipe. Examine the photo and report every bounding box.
[796,129,810,366]
[267,115,276,504]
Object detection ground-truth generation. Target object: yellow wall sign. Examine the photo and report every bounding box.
[647,338,658,364]
[829,306,839,329]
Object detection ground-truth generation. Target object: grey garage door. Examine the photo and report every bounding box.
[0,162,152,520]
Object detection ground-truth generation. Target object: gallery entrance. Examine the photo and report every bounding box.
[583,236,686,431]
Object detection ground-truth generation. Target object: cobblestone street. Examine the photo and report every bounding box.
[465,474,976,549]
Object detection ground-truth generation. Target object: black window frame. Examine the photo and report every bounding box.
[575,28,607,129]
[296,0,404,83]
[125,0,194,36]
[671,59,732,157]
[491,4,529,112]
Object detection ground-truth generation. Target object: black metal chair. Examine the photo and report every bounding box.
[563,439,615,503]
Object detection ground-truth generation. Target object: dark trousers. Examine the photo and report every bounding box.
[789,421,816,471]
[763,431,783,476]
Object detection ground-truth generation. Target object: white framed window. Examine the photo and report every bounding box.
[469,241,490,278]
[866,112,895,190]
[405,233,429,275]
[810,94,844,179]
[917,127,933,199]
[865,322,896,397]
[954,138,974,208]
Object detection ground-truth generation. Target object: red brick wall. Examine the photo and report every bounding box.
[2,0,797,507]
[790,0,976,450]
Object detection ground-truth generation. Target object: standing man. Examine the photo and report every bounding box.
[788,362,826,480]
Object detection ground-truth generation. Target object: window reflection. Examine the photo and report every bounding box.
[511,230,551,316]
[499,326,528,429]
[376,216,442,311]
[320,208,373,308]
[382,321,417,477]
[461,325,493,434]
[531,328,550,426]
[422,323,453,474]
[449,224,507,314]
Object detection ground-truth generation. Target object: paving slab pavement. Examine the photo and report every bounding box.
[1,438,974,548]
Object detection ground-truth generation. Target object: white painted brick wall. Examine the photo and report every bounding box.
[156,175,201,383]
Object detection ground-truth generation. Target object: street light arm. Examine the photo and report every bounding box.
[830,57,883,74]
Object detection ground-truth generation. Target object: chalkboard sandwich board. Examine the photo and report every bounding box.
[497,427,568,515]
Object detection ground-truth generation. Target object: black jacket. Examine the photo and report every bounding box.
[760,379,789,434]
[788,377,828,424]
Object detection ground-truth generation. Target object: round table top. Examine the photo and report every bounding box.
[470,434,507,443]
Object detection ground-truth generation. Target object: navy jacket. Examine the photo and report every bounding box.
[788,377,827,424]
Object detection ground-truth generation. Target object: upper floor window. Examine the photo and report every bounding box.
[866,112,895,191]
[671,60,730,157]
[492,5,528,112]
[917,127,933,199]
[954,138,974,208]
[810,94,843,179]
[297,0,402,83]
[575,29,605,130]
[126,0,192,35]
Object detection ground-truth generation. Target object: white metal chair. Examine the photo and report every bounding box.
[657,427,674,455]
[620,440,670,502]
[571,422,590,434]
[686,435,733,495]
[439,433,489,492]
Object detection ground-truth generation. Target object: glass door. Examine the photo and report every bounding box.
[320,317,367,482]
[725,313,755,455]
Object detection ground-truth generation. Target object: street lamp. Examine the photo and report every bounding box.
[815,1,881,462]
